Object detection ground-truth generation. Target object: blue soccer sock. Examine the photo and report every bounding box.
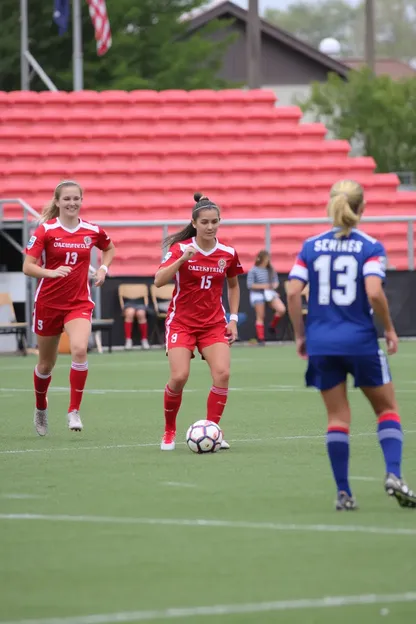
[326,427,352,496]
[377,412,403,478]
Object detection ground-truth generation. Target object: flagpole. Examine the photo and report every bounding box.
[73,0,83,90]
[20,0,30,90]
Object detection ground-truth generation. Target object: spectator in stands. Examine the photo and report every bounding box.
[247,250,286,344]
[123,299,150,350]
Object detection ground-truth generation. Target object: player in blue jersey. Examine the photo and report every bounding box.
[287,179,416,511]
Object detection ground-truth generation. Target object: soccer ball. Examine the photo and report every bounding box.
[186,420,223,454]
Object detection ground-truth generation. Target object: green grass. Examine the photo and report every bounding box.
[1,343,416,623]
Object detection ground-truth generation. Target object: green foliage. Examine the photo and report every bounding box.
[265,0,416,61]
[299,67,416,174]
[0,0,237,91]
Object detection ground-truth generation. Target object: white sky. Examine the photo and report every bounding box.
[234,0,360,13]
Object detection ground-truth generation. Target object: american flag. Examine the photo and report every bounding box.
[86,0,112,56]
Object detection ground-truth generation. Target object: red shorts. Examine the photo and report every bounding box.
[32,301,94,336]
[166,321,229,354]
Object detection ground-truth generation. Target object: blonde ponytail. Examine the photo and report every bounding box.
[40,200,60,223]
[327,180,364,238]
[40,180,83,224]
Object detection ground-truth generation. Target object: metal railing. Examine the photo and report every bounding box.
[92,216,416,272]
[1,199,415,347]
[0,199,100,347]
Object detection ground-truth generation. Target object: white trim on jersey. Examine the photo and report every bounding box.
[79,220,99,234]
[378,349,391,385]
[217,241,236,256]
[165,271,181,346]
[351,228,377,244]
[289,263,308,282]
[43,221,62,232]
[191,237,219,256]
[363,260,385,278]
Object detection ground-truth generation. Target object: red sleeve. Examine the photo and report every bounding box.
[95,227,112,251]
[158,244,183,270]
[25,225,46,259]
[227,250,244,278]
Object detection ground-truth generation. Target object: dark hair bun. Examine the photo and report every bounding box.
[194,192,208,202]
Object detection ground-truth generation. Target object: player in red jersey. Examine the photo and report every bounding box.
[154,192,244,451]
[23,180,115,437]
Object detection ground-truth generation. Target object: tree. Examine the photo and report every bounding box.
[264,0,416,61]
[264,0,359,55]
[0,0,237,91]
[298,68,416,175]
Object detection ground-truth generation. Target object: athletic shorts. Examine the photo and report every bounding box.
[166,321,229,355]
[249,290,279,306]
[32,301,94,336]
[306,350,392,391]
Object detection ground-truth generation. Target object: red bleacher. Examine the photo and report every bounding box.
[0,89,415,275]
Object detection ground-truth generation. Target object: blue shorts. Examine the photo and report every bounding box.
[306,350,392,391]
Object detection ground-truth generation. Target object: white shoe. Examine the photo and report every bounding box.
[161,430,176,450]
[68,410,83,432]
[141,338,150,350]
[220,439,230,450]
[125,338,133,350]
[34,400,48,436]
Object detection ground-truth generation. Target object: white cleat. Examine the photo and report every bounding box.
[68,410,83,432]
[125,338,133,350]
[34,400,48,437]
[141,338,150,350]
[161,430,176,450]
[220,439,230,450]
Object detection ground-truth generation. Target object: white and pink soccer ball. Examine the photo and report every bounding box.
[186,419,223,454]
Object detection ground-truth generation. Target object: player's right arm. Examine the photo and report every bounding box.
[22,226,72,280]
[154,244,196,287]
[363,243,398,355]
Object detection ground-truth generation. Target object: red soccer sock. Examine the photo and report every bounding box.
[34,366,51,410]
[164,384,183,432]
[69,361,89,412]
[256,323,265,341]
[270,314,281,329]
[207,386,229,424]
[124,321,133,340]
[139,321,148,341]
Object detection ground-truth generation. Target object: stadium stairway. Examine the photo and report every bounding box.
[0,89,415,275]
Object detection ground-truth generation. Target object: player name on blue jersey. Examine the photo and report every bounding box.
[289,228,387,356]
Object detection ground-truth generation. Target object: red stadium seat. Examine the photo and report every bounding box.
[1,89,415,274]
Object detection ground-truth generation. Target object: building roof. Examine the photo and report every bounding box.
[185,1,350,78]
[343,58,416,79]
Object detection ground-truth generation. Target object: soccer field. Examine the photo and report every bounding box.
[1,343,416,623]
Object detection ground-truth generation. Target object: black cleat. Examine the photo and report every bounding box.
[335,491,358,511]
[385,473,416,508]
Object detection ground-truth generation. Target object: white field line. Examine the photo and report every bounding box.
[162,482,196,488]
[1,592,416,624]
[2,386,416,397]
[0,494,45,499]
[0,357,263,371]
[0,513,416,537]
[2,431,416,456]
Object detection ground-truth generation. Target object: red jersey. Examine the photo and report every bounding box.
[160,237,244,329]
[25,217,111,309]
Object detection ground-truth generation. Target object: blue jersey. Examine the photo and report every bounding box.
[289,228,387,356]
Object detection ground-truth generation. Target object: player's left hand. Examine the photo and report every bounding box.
[94,268,107,287]
[295,336,307,359]
[226,320,238,344]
